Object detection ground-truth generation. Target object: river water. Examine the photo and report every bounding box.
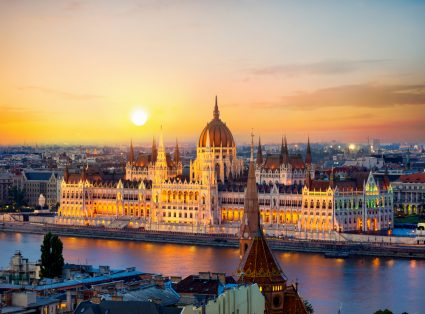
[0,232,423,314]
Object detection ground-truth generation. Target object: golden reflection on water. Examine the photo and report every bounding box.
[372,257,381,267]
[2,232,425,314]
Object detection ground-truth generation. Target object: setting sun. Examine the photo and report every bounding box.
[131,108,148,126]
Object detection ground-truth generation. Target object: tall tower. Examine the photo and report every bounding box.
[237,132,307,313]
[155,127,168,183]
[174,139,180,164]
[240,133,261,257]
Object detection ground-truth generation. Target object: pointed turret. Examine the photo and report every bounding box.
[152,137,157,162]
[157,126,166,163]
[128,140,135,164]
[305,137,312,165]
[305,165,312,189]
[282,135,289,164]
[256,137,263,165]
[174,138,180,164]
[213,95,220,119]
[239,132,261,245]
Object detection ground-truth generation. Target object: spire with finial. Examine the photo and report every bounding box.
[282,135,289,164]
[240,130,261,237]
[213,95,220,119]
[305,136,312,165]
[152,136,157,162]
[174,138,180,163]
[157,125,166,163]
[256,137,263,165]
[129,140,135,164]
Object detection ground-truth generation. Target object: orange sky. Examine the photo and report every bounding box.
[1,1,425,145]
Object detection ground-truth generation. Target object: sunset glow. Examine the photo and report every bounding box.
[131,108,148,127]
[1,1,425,145]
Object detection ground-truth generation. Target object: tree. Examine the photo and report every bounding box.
[8,186,27,210]
[373,310,393,314]
[40,232,64,278]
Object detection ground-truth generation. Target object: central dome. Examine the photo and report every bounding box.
[198,97,235,148]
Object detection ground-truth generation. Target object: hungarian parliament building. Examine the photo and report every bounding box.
[58,98,394,235]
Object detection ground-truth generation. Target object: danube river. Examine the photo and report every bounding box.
[0,232,423,314]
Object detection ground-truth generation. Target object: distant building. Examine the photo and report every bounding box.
[0,171,12,205]
[393,173,425,215]
[0,251,41,285]
[22,171,59,207]
[302,171,393,232]
[255,136,313,185]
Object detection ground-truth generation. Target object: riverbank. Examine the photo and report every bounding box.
[1,222,425,259]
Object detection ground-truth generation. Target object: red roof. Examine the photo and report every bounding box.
[399,173,425,183]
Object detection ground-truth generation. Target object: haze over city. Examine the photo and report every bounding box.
[1,0,425,145]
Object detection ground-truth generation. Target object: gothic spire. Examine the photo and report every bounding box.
[213,95,220,119]
[282,135,289,164]
[256,137,263,165]
[241,131,261,237]
[305,137,312,165]
[129,140,135,164]
[157,126,166,163]
[174,138,180,163]
[152,136,157,162]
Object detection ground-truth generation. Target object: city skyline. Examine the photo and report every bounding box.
[1,0,425,145]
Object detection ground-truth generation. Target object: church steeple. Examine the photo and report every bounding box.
[152,136,157,162]
[239,132,261,254]
[305,137,312,165]
[174,139,180,164]
[213,95,220,120]
[256,137,263,165]
[282,135,289,164]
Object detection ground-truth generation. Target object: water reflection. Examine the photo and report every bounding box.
[0,232,424,314]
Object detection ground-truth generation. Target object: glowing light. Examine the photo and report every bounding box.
[349,144,355,150]
[131,108,148,126]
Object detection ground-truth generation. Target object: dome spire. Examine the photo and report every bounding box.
[213,95,220,119]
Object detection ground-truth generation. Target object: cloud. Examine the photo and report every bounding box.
[251,59,389,77]
[18,86,104,101]
[277,83,425,111]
